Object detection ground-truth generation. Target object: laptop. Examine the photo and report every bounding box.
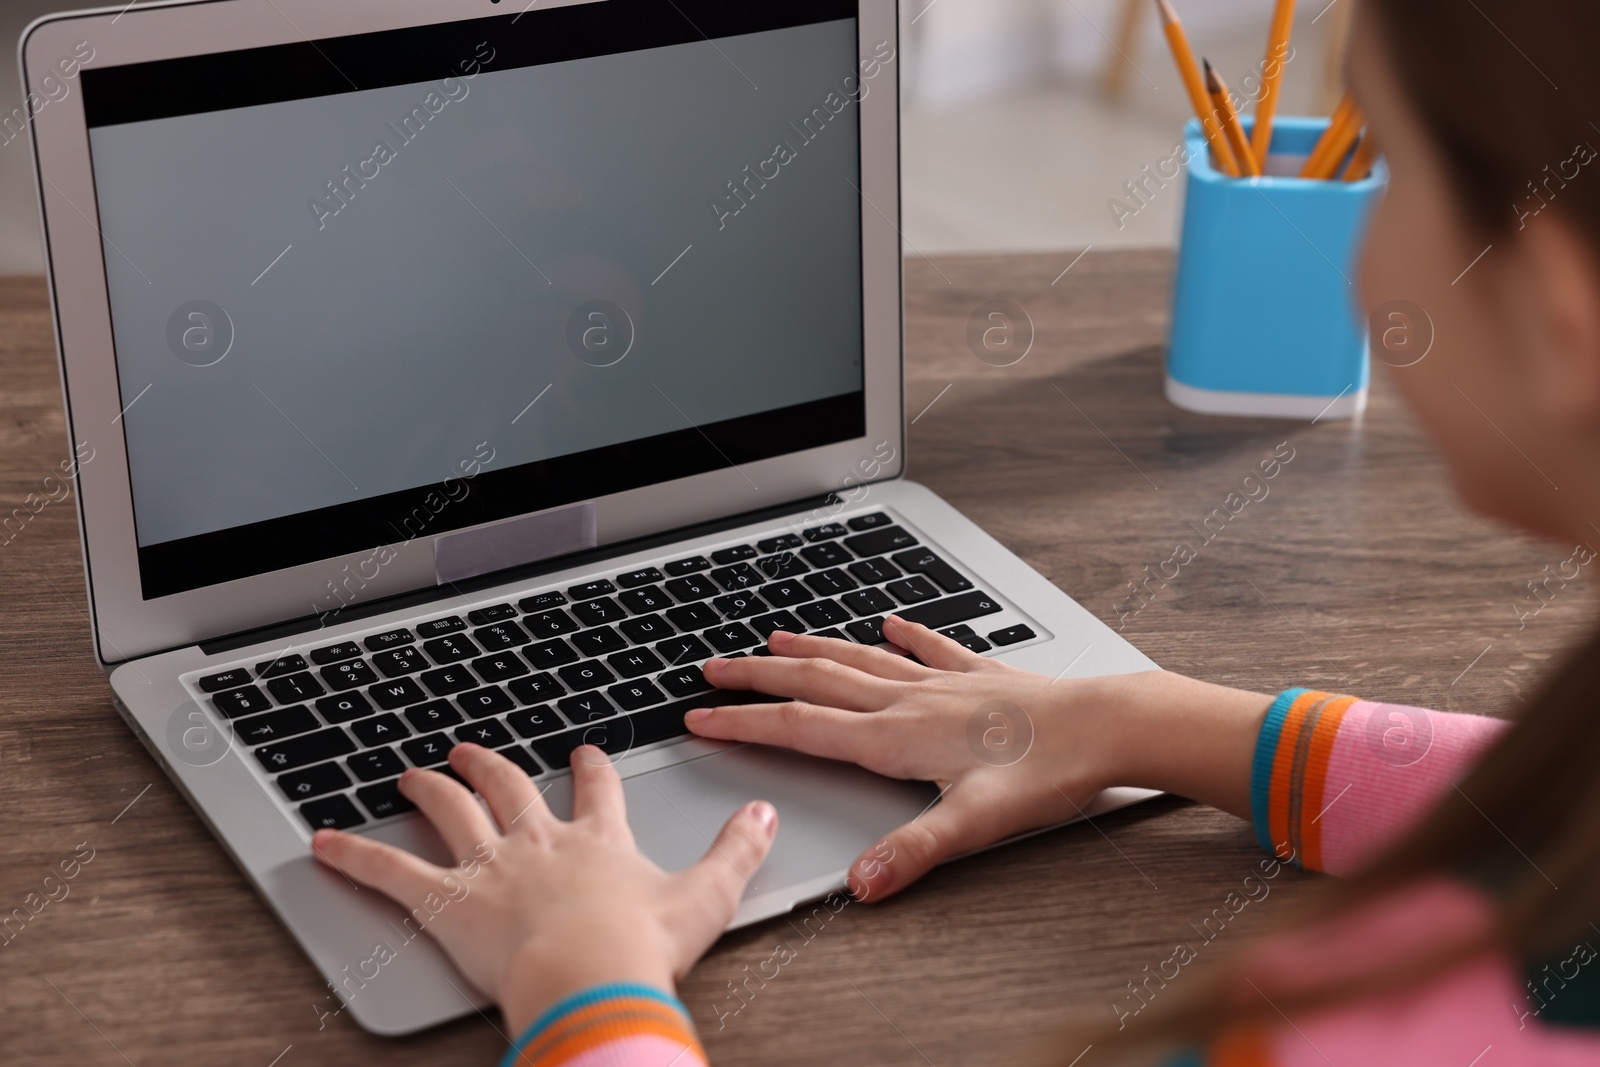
[22,0,1158,1036]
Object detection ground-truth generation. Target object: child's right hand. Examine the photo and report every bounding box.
[688,616,1271,900]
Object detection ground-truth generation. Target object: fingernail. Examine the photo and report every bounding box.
[684,707,712,724]
[752,801,778,834]
[311,828,338,846]
[399,767,417,784]
[704,657,728,671]
[453,742,480,755]
[883,614,902,627]
[768,630,796,646]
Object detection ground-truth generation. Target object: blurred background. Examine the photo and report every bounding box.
[0,0,1348,274]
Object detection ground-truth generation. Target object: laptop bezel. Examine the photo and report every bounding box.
[21,0,905,668]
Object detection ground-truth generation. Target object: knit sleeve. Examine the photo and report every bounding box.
[1248,688,1509,875]
[499,983,708,1067]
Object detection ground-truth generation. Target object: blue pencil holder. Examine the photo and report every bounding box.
[1166,116,1385,419]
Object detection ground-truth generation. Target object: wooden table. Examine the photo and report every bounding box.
[3,251,1592,1065]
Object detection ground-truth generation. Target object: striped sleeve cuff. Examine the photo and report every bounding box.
[1249,687,1360,871]
[500,983,706,1067]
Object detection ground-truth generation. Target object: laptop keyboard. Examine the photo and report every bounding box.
[190,513,1040,833]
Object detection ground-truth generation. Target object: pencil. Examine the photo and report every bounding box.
[1204,60,1260,178]
[1303,108,1364,180]
[1155,0,1241,178]
[1299,91,1357,178]
[1340,132,1380,181]
[1249,0,1296,169]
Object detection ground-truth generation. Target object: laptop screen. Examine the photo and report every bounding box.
[78,1,874,600]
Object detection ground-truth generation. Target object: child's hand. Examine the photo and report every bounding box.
[688,616,1269,901]
[310,742,777,1035]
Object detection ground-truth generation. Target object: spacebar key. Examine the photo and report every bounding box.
[896,590,1002,630]
[529,689,786,768]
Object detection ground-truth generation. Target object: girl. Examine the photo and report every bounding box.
[312,0,1600,1062]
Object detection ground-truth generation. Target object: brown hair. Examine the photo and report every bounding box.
[1036,2,1600,1059]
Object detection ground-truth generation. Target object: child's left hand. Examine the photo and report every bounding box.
[311,742,777,1036]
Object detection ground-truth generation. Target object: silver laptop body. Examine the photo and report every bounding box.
[23,0,1157,1035]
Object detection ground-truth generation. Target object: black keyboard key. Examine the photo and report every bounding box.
[456,719,514,748]
[199,668,252,692]
[363,629,414,652]
[899,590,1003,629]
[664,574,719,602]
[310,641,363,665]
[355,780,415,820]
[805,568,858,597]
[756,552,808,580]
[267,672,325,704]
[800,542,852,568]
[848,558,903,585]
[844,526,918,558]
[457,685,515,719]
[572,597,627,627]
[609,679,666,711]
[846,617,886,644]
[657,635,712,666]
[892,549,974,593]
[710,563,762,591]
[750,611,803,640]
[347,747,406,782]
[567,579,616,600]
[988,624,1037,647]
[955,634,994,653]
[524,638,580,670]
[712,591,767,620]
[665,603,720,632]
[423,633,480,663]
[558,661,616,692]
[473,652,530,683]
[940,624,976,638]
[474,621,531,651]
[212,686,272,718]
[300,795,366,830]
[710,544,756,564]
[559,692,616,722]
[416,616,467,638]
[497,745,544,776]
[886,576,941,606]
[369,677,430,711]
[351,713,410,746]
[797,599,851,629]
[406,700,464,732]
[846,512,892,530]
[705,623,760,653]
[760,579,814,608]
[619,614,674,644]
[234,705,319,745]
[529,722,623,768]
[421,664,479,697]
[320,659,378,692]
[372,645,429,678]
[608,647,664,679]
[572,626,628,657]
[658,665,711,697]
[523,609,580,639]
[508,705,566,738]
[530,688,784,766]
[467,603,517,626]
[277,761,351,801]
[842,587,896,616]
[664,555,711,575]
[618,586,673,614]
[617,567,665,588]
[518,591,568,613]
[803,523,848,542]
[256,654,309,679]
[256,728,356,772]
[757,533,804,553]
[318,692,375,723]
[509,672,564,704]
[401,733,455,766]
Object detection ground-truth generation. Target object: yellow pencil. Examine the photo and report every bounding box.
[1249,0,1296,169]
[1204,60,1260,178]
[1303,109,1364,180]
[1155,0,1241,178]
[1300,91,1357,178]
[1341,132,1380,181]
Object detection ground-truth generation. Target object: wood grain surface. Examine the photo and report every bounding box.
[1,251,1592,1065]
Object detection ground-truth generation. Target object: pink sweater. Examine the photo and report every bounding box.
[497,689,1600,1067]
